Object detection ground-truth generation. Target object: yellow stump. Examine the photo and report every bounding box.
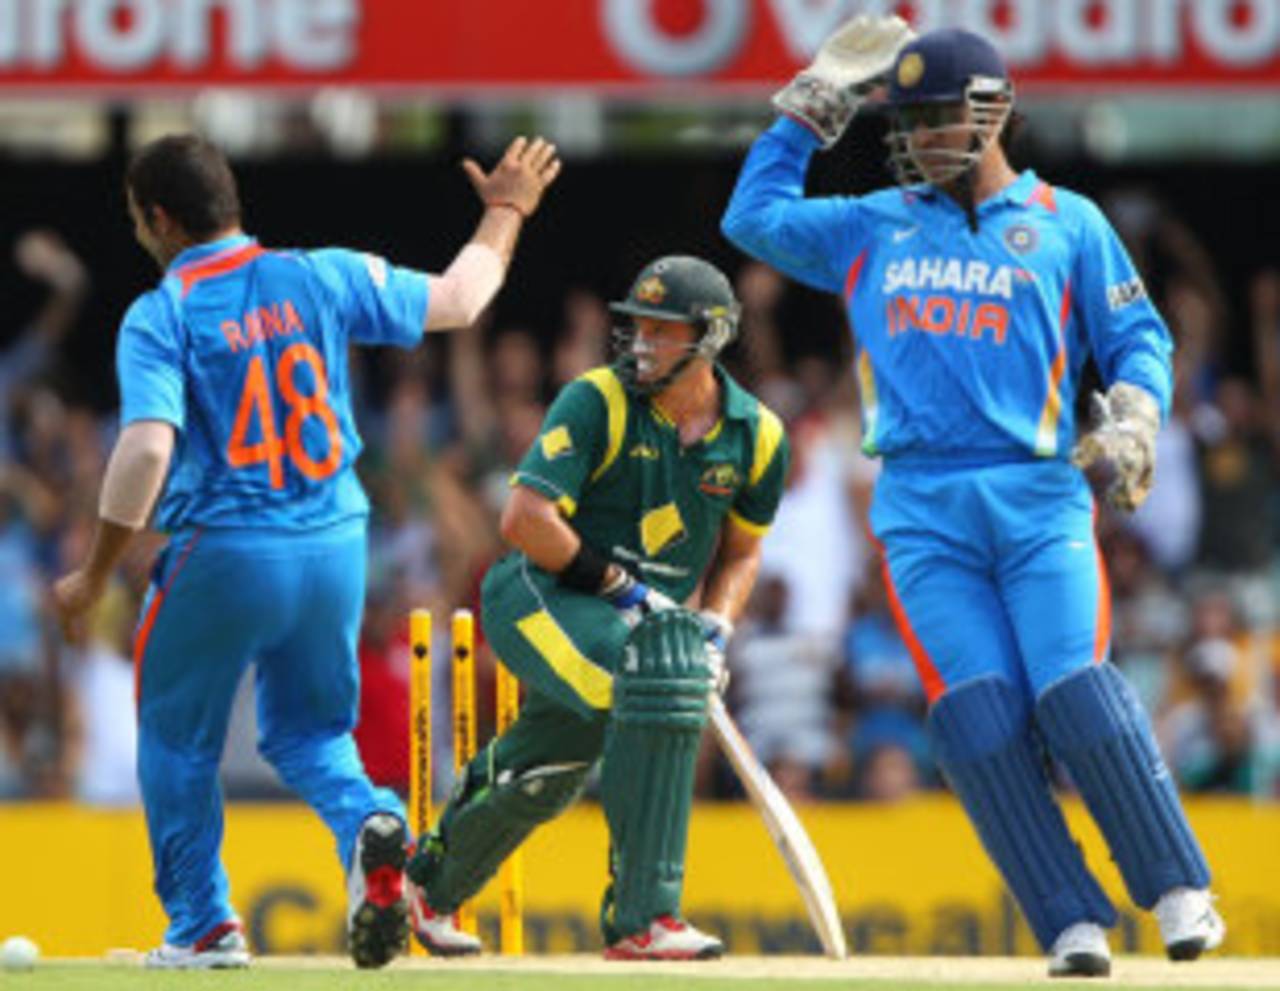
[496,661,525,955]
[451,608,478,937]
[407,609,433,956]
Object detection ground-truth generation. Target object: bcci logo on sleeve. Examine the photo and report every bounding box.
[699,463,740,498]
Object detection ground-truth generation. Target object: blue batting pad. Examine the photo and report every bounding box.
[1036,663,1210,908]
[929,676,1116,948]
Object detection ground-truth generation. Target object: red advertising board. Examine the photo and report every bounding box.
[1,1,1278,94]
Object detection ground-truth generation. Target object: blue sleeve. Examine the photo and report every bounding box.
[116,295,185,429]
[721,118,866,295]
[308,248,429,349]
[1072,199,1174,418]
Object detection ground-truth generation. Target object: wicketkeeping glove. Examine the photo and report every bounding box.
[1071,382,1160,512]
[601,570,677,629]
[772,14,916,148]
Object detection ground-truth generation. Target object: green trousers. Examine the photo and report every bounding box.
[413,554,704,939]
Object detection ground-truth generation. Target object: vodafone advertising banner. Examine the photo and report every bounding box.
[1,0,1278,93]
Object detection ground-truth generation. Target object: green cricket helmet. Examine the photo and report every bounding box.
[608,255,741,395]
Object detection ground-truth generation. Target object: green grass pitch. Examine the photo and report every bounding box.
[8,955,1280,991]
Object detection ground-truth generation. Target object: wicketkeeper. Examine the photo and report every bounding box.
[405,256,790,959]
[722,15,1224,979]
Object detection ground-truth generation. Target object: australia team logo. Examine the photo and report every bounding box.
[699,463,740,497]
[1004,224,1039,255]
[635,276,666,304]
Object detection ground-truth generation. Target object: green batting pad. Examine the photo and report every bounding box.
[408,743,589,914]
[601,609,711,938]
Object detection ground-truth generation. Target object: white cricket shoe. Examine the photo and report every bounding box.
[407,880,484,956]
[604,915,724,961]
[1155,887,1226,961]
[1048,921,1111,978]
[347,813,410,969]
[145,919,250,969]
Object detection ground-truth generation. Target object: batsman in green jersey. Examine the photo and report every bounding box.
[405,255,790,959]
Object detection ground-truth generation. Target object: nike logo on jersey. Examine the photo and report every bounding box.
[892,226,919,244]
[883,257,1023,301]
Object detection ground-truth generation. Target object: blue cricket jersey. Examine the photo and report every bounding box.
[117,234,429,532]
[723,119,1173,461]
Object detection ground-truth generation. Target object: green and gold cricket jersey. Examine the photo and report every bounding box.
[427,366,789,924]
[511,363,790,603]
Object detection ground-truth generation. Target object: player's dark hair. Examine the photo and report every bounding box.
[126,134,241,240]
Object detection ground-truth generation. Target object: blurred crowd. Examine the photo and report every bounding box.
[2,183,1280,806]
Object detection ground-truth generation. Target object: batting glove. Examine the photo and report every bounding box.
[601,570,677,629]
[1071,382,1160,512]
[699,611,733,696]
[772,14,916,148]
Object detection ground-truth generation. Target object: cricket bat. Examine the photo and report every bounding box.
[708,694,848,959]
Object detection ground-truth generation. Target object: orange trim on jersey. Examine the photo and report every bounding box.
[132,529,204,707]
[873,539,947,703]
[1047,279,1072,405]
[1033,280,1073,455]
[176,244,265,298]
[1025,181,1058,214]
[1092,531,1112,665]
[843,250,868,301]
[1058,279,1073,329]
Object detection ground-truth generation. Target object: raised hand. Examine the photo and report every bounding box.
[462,136,562,219]
[773,15,916,148]
[14,228,88,292]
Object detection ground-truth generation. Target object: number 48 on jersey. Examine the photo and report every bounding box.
[226,342,342,488]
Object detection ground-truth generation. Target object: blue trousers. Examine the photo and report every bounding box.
[873,460,1209,946]
[134,520,403,946]
[870,458,1108,703]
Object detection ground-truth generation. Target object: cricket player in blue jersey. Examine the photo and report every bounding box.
[723,17,1224,978]
[50,133,560,969]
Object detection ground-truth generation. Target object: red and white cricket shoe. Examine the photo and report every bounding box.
[347,813,410,969]
[407,880,484,956]
[604,915,724,961]
[144,919,250,969]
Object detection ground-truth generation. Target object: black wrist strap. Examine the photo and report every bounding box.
[558,541,610,594]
